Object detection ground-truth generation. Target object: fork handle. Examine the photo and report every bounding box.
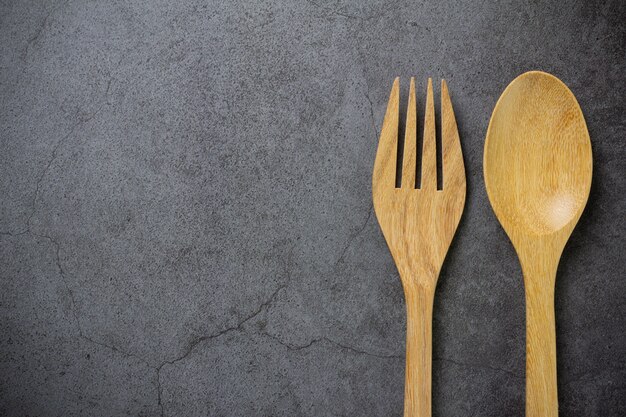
[404,288,434,417]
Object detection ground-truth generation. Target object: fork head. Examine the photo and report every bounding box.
[372,78,466,290]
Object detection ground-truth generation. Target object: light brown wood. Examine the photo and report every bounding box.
[484,71,592,417]
[373,78,466,417]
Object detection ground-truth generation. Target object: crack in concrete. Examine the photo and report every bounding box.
[155,282,288,416]
[0,48,137,375]
[0,230,29,237]
[334,203,373,266]
[352,30,381,143]
[327,338,402,359]
[80,334,152,367]
[265,333,324,351]
[29,230,81,330]
[21,0,69,61]
[262,332,402,359]
[4,51,138,357]
[8,228,522,412]
[10,18,138,236]
[262,332,523,379]
[104,76,115,106]
[19,50,129,236]
[21,230,150,369]
[15,201,295,417]
[364,88,379,137]
[355,44,380,140]
[24,109,102,233]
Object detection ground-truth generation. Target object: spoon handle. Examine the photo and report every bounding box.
[524,276,558,417]
[403,288,434,417]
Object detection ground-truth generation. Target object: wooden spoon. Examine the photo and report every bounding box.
[483,71,592,417]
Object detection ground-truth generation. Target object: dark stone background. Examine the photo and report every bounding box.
[1,0,624,416]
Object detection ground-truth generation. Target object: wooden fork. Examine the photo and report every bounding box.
[372,78,466,417]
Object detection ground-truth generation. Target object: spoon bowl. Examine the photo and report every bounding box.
[484,71,592,417]
[485,71,592,241]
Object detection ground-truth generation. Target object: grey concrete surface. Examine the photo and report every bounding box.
[1,0,624,416]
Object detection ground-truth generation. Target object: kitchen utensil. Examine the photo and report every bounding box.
[484,71,592,417]
[373,77,466,417]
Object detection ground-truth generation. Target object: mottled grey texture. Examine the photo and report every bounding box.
[0,0,624,416]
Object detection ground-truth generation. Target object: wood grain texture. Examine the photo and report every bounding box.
[373,78,466,417]
[484,71,592,417]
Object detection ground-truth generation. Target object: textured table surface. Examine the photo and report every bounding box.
[1,1,624,416]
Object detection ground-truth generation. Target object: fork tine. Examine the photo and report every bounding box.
[421,78,436,190]
[373,77,400,188]
[441,80,465,189]
[401,77,417,189]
